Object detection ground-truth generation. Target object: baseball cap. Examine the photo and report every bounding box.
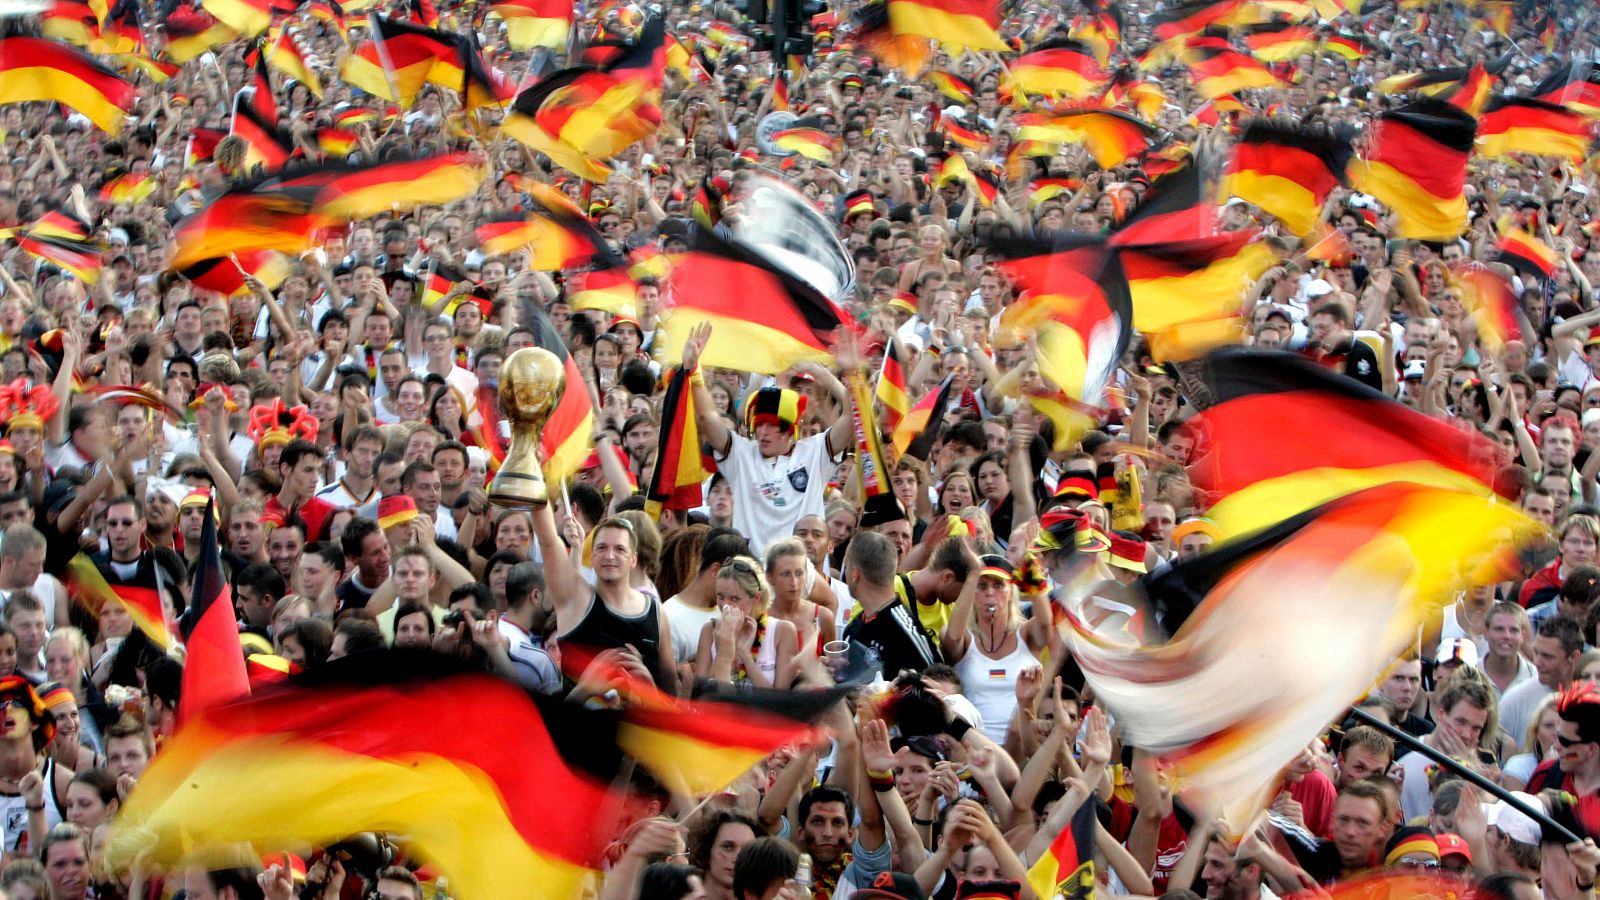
[1436,832,1472,863]
[1487,792,1542,846]
[856,872,929,900]
[1434,637,1479,669]
[1305,279,1335,298]
[1403,360,1427,380]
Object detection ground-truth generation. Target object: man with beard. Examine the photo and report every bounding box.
[1201,835,1269,900]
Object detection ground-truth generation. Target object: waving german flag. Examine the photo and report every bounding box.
[1242,20,1315,62]
[773,126,837,162]
[876,338,910,433]
[200,0,272,35]
[490,0,571,50]
[1321,31,1368,61]
[43,0,97,47]
[297,153,485,219]
[178,499,250,722]
[1533,60,1600,117]
[1120,233,1278,336]
[927,69,973,103]
[475,183,618,271]
[0,37,135,135]
[230,100,293,174]
[265,26,321,95]
[658,228,849,376]
[1222,120,1353,237]
[1022,108,1157,169]
[524,305,595,489]
[1496,226,1561,281]
[1028,792,1096,900]
[170,187,321,271]
[1349,98,1475,241]
[66,554,173,650]
[1108,161,1212,246]
[19,234,103,283]
[106,657,631,900]
[1190,349,1503,538]
[1150,0,1259,48]
[644,368,706,519]
[340,16,459,106]
[178,251,292,297]
[1181,36,1283,99]
[886,0,1006,54]
[1477,95,1592,161]
[1453,263,1521,354]
[1008,37,1107,99]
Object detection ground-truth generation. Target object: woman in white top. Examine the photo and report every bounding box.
[694,555,798,689]
[1502,694,1560,790]
[941,553,1050,744]
[763,538,835,660]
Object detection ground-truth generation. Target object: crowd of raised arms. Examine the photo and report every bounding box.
[0,0,1599,897]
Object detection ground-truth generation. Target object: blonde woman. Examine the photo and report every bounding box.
[940,553,1050,744]
[1502,695,1559,790]
[763,538,835,658]
[694,556,798,689]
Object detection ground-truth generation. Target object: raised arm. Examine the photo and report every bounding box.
[681,323,732,454]
[531,499,588,624]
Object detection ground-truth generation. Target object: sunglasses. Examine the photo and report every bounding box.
[721,557,757,575]
[1395,858,1440,871]
[1557,733,1593,747]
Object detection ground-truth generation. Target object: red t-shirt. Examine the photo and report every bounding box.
[264,495,336,543]
[1287,769,1338,839]
[1527,759,1600,840]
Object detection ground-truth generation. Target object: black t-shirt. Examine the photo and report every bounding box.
[841,597,940,678]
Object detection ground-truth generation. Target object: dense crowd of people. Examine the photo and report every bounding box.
[0,0,1599,896]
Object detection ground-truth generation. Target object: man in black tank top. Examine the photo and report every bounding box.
[533,503,678,692]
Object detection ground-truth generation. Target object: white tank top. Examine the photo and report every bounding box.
[0,758,63,854]
[953,634,1038,744]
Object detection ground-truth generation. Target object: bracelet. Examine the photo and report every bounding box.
[1578,884,1594,893]
[912,816,936,826]
[25,804,42,812]
[866,768,895,793]
[945,717,972,741]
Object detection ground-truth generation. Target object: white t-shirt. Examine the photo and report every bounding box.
[717,432,837,553]
[661,594,718,664]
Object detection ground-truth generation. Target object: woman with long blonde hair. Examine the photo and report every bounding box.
[693,555,798,689]
[940,553,1050,744]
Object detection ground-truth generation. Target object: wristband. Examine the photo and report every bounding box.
[689,368,706,387]
[912,816,936,826]
[1578,884,1594,893]
[867,771,896,793]
[25,804,42,812]
[945,717,972,741]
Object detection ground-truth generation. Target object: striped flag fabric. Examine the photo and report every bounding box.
[1348,97,1475,241]
[1007,37,1108,99]
[489,0,571,50]
[0,37,136,135]
[644,368,706,519]
[1027,789,1096,900]
[200,0,274,36]
[66,553,173,651]
[1496,226,1561,280]
[177,499,250,722]
[1221,119,1353,237]
[1477,95,1592,161]
[876,339,910,434]
[1453,263,1521,354]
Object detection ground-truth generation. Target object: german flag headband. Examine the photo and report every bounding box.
[743,387,806,435]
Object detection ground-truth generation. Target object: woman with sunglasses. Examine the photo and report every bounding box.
[694,555,798,689]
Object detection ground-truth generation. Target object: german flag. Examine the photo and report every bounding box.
[643,368,706,519]
[91,0,144,54]
[991,235,1132,426]
[1242,20,1315,62]
[1321,31,1368,61]
[333,105,379,128]
[340,16,458,106]
[0,37,135,136]
[770,72,790,112]
[43,0,97,47]
[852,1,934,76]
[178,251,291,297]
[118,53,180,83]
[658,227,849,376]
[420,259,473,310]
[1027,790,1096,900]
[939,117,987,151]
[885,0,1007,54]
[1029,176,1078,208]
[1496,226,1561,281]
[19,235,102,283]
[1447,63,1494,117]
[970,167,1000,207]
[230,100,293,173]
[316,126,359,157]
[772,126,836,162]
[1453,263,1521,354]
[876,338,910,433]
[893,376,954,460]
[185,126,224,167]
[691,175,724,228]
[302,0,348,41]
[161,5,232,64]
[248,47,278,126]
[569,266,636,313]
[460,28,516,111]
[1037,108,1157,169]
[200,0,272,35]
[523,305,594,489]
[1221,119,1353,237]
[65,553,172,651]
[176,499,250,722]
[1181,37,1283,99]
[106,657,632,900]
[490,0,570,50]
[483,182,617,270]
[1149,0,1254,48]
[1072,0,1121,65]
[1120,233,1278,335]
[1189,349,1503,538]
[1477,95,1592,162]
[169,188,321,271]
[265,26,321,96]
[927,69,973,103]
[1108,161,1212,246]
[301,153,485,219]
[1479,0,1511,37]
[27,208,92,241]
[98,171,156,205]
[1008,37,1107,99]
[1533,60,1600,117]
[1147,315,1249,363]
[1348,98,1475,241]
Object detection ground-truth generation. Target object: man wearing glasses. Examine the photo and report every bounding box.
[1528,682,1600,840]
[415,319,478,402]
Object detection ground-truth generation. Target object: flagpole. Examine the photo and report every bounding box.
[1347,707,1581,844]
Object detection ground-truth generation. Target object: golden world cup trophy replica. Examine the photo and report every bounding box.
[488,347,565,508]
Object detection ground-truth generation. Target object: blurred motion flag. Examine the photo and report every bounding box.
[772,126,836,162]
[1447,63,1494,117]
[939,117,987,152]
[1533,59,1600,117]
[178,251,292,297]
[1149,0,1262,48]
[1180,35,1283,99]
[66,553,172,650]
[1109,161,1213,246]
[1453,263,1521,354]
[1477,95,1592,161]
[1119,233,1278,336]
[644,368,706,519]
[295,153,485,219]
[265,26,321,95]
[200,0,272,35]
[659,227,850,376]
[1027,790,1096,900]
[490,0,570,50]
[1242,20,1315,62]
[177,499,250,722]
[1221,119,1353,237]
[1348,98,1475,241]
[340,16,459,106]
[474,182,620,271]
[848,371,891,497]
[316,126,358,156]
[99,171,156,205]
[1008,37,1107,99]
[568,267,637,313]
[1189,349,1504,539]
[1496,226,1561,281]
[161,4,236,60]
[169,188,321,271]
[886,0,1006,54]
[18,234,102,283]
[927,69,973,103]
[991,235,1132,445]
[1017,108,1157,169]
[230,100,293,173]
[43,0,97,47]
[107,660,629,900]
[1320,30,1368,61]
[1063,482,1535,831]
[0,37,135,135]
[893,375,953,461]
[247,48,278,125]
[876,339,910,434]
